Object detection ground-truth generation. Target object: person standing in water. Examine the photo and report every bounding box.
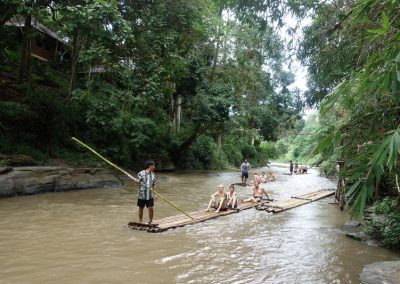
[134,160,157,224]
[289,160,294,175]
[240,158,251,184]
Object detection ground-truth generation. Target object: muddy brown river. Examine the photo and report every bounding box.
[0,164,399,283]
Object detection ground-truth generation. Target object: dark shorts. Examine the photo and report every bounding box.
[253,195,262,202]
[242,171,249,178]
[137,198,154,208]
[213,203,228,211]
[228,203,237,209]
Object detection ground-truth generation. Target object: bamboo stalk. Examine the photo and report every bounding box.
[71,137,194,220]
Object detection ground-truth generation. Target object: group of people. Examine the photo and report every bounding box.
[241,159,277,183]
[289,161,308,175]
[134,158,274,224]
[204,159,273,212]
[205,182,271,212]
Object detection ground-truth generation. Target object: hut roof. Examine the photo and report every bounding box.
[6,15,67,44]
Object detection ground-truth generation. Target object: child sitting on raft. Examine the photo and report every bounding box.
[205,184,228,213]
[226,185,238,209]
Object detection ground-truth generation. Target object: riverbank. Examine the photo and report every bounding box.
[0,166,121,197]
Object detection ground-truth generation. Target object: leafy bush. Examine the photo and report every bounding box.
[180,135,218,170]
[364,198,400,250]
[260,142,278,160]
[222,143,243,166]
[320,160,336,177]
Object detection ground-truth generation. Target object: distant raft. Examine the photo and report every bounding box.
[230,182,251,187]
[128,200,268,233]
[255,189,335,213]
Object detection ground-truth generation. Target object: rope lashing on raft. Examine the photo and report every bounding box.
[71,137,195,221]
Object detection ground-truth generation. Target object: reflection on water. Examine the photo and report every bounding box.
[0,165,399,283]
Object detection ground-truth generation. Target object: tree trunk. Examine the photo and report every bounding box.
[375,179,380,200]
[171,93,182,134]
[340,177,345,210]
[178,126,202,154]
[210,6,223,81]
[216,132,222,155]
[18,14,32,84]
[176,95,182,132]
[67,30,83,100]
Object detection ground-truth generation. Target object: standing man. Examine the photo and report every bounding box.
[134,160,157,224]
[240,158,251,184]
[289,160,294,175]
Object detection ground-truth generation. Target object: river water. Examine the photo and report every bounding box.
[0,165,399,283]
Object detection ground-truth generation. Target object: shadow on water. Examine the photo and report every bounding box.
[0,164,399,283]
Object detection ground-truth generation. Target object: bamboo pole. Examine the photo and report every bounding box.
[71,137,194,220]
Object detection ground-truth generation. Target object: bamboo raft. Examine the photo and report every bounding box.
[255,189,335,213]
[230,182,251,187]
[128,190,335,233]
[128,200,268,233]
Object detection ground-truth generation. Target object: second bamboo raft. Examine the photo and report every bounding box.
[255,189,335,213]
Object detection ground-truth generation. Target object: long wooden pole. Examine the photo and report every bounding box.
[71,137,195,220]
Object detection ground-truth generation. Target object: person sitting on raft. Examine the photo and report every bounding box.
[260,172,267,183]
[205,184,228,213]
[253,172,262,189]
[227,185,238,209]
[267,171,277,182]
[242,185,271,203]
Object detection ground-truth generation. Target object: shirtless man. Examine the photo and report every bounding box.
[227,185,238,209]
[242,185,271,203]
[253,172,261,190]
[205,184,228,213]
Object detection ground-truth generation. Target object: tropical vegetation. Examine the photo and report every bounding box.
[1,0,399,248]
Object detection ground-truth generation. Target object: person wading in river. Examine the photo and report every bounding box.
[135,160,157,224]
[240,158,251,184]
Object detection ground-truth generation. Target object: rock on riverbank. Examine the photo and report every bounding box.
[360,260,400,284]
[0,166,122,197]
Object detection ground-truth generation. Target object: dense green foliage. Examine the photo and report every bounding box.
[282,0,400,244]
[364,197,400,250]
[0,0,303,169]
[2,1,399,244]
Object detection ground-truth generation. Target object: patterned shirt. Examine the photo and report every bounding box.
[137,170,156,200]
